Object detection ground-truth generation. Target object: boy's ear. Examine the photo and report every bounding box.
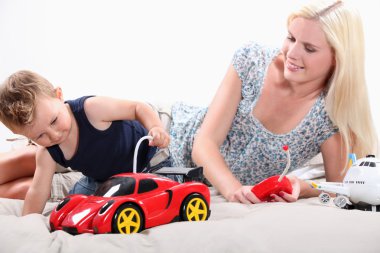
[55,87,63,101]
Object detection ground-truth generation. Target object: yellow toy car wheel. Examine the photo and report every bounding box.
[181,194,209,221]
[112,203,144,234]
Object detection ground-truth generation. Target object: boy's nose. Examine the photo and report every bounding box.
[49,131,62,142]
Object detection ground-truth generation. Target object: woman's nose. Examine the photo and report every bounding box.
[287,43,301,59]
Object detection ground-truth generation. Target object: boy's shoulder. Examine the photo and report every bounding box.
[65,96,95,112]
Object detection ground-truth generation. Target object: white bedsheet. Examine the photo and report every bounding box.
[1,188,380,253]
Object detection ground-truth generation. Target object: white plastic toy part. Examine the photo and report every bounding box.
[311,154,380,211]
[278,145,291,182]
[318,192,330,204]
[333,195,351,208]
[133,136,153,173]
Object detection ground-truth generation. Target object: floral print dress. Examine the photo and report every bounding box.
[169,41,338,185]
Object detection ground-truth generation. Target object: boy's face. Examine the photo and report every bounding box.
[15,94,72,147]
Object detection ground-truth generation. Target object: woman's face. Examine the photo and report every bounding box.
[281,17,335,86]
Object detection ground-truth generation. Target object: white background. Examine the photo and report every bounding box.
[0,0,379,152]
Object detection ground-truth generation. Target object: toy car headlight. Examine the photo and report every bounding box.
[99,200,115,215]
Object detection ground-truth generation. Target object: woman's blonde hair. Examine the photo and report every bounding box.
[288,0,378,159]
[0,70,56,131]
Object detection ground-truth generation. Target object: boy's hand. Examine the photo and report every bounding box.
[148,126,170,148]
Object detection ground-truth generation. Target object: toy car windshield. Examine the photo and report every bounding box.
[94,177,136,197]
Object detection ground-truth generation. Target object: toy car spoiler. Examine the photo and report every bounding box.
[154,166,204,182]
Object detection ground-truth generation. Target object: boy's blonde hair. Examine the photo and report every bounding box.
[288,0,378,159]
[0,70,56,131]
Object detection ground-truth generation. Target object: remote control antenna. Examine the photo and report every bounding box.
[133,136,154,173]
[278,145,291,182]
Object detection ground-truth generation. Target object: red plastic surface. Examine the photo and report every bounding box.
[251,175,293,201]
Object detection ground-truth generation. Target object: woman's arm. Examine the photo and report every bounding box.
[321,132,347,182]
[192,65,259,203]
[298,132,346,198]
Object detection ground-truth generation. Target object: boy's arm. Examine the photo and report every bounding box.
[22,147,56,215]
[84,96,169,148]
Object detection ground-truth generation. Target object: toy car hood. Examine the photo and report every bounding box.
[60,196,108,233]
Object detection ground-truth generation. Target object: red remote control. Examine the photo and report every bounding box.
[251,145,293,201]
[251,175,293,201]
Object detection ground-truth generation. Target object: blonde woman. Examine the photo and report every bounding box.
[170,0,377,203]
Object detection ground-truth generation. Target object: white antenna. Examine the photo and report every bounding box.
[133,135,153,173]
[278,145,291,182]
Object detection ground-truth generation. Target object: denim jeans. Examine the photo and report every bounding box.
[68,176,101,195]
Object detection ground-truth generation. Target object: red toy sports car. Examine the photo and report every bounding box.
[50,167,211,235]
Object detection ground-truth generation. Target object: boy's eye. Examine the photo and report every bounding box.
[51,117,57,125]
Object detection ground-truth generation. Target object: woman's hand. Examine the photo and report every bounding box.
[227,176,301,204]
[148,127,170,148]
[269,175,301,202]
[228,186,262,204]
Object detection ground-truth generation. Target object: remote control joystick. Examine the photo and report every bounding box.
[251,145,293,201]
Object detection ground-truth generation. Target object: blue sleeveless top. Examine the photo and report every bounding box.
[47,96,156,181]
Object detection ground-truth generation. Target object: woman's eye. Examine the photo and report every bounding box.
[51,117,57,125]
[305,47,316,53]
[287,36,295,42]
